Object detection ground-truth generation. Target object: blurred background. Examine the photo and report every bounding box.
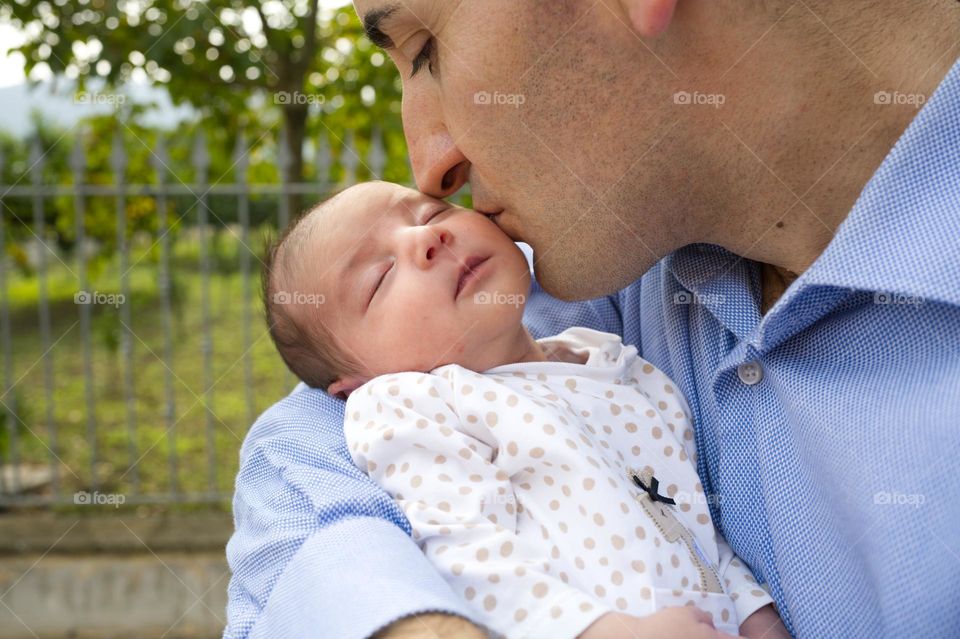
[0,1,423,636]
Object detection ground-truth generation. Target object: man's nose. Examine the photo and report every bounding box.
[410,225,451,270]
[403,92,470,198]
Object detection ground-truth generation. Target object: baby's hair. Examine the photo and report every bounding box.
[262,194,358,392]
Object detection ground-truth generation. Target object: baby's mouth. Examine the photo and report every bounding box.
[455,255,491,299]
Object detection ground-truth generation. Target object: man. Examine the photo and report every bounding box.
[224,1,960,637]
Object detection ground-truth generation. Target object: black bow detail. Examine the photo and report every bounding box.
[632,473,676,505]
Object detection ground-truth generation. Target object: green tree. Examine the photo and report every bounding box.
[1,0,404,189]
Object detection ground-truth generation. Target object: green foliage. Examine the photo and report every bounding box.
[0,1,412,272]
[5,226,290,497]
[0,1,407,179]
[0,1,421,503]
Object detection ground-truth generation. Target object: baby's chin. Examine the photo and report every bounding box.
[440,317,534,373]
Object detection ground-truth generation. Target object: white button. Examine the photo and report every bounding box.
[737,361,764,385]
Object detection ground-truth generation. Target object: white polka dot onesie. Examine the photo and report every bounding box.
[345,327,773,638]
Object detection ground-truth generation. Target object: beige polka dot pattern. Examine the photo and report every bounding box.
[344,327,773,637]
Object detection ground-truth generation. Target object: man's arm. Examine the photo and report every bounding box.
[374,613,486,638]
[224,387,478,639]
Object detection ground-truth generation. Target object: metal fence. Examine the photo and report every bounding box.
[0,126,389,508]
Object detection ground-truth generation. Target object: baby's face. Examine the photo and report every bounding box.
[307,182,533,390]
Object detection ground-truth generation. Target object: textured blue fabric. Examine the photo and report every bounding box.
[224,59,960,638]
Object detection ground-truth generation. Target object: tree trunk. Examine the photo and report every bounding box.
[282,102,308,216]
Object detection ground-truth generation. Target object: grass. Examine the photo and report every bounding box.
[3,224,296,502]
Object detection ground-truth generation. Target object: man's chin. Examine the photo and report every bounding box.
[534,260,638,302]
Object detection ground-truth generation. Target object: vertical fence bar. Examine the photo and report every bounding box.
[234,132,254,427]
[112,130,138,494]
[192,132,217,496]
[315,130,330,195]
[341,131,357,186]
[71,135,97,492]
[0,145,19,497]
[153,137,179,500]
[277,126,291,230]
[6,129,392,506]
[368,127,386,179]
[30,135,59,498]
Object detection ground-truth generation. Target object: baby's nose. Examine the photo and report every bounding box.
[412,226,451,269]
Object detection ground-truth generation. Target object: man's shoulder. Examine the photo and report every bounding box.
[239,384,345,461]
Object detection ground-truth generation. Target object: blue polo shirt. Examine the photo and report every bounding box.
[224,58,959,638]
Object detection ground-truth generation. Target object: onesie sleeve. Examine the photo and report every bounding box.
[715,535,776,627]
[344,373,611,639]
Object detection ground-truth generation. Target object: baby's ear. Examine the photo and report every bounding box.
[327,375,367,400]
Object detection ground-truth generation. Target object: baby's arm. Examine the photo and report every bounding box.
[716,536,788,637]
[345,373,612,638]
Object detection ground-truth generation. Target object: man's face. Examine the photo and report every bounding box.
[311,182,532,379]
[353,0,690,300]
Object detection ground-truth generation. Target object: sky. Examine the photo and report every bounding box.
[0,24,26,87]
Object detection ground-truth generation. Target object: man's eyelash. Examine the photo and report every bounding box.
[410,38,435,78]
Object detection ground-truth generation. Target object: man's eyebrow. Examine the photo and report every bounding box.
[363,5,401,49]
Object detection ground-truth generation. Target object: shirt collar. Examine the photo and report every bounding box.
[665,244,762,343]
[668,56,960,341]
[799,57,960,308]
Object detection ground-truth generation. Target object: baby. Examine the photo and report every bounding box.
[262,182,788,639]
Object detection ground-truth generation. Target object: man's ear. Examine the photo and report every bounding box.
[327,375,368,400]
[620,0,680,38]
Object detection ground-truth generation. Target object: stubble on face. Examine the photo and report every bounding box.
[477,2,687,299]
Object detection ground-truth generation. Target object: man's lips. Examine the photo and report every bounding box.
[480,209,519,241]
[478,208,504,220]
[455,255,491,299]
